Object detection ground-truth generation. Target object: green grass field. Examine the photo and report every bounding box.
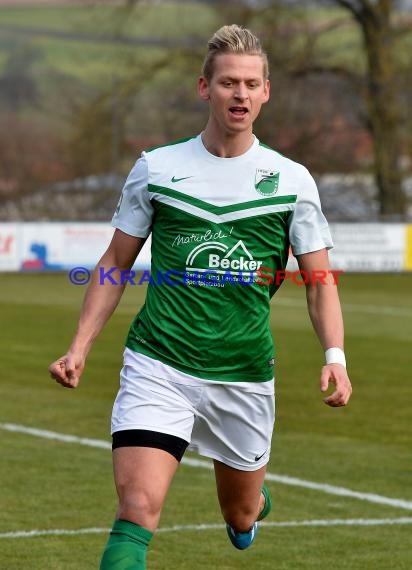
[1,272,412,569]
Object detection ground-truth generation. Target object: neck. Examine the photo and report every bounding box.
[201,123,254,158]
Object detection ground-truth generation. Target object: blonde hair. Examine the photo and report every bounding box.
[202,25,269,82]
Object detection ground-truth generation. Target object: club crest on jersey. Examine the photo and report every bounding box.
[255,169,280,196]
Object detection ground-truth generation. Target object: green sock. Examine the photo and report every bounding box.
[99,519,153,570]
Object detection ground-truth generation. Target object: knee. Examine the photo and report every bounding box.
[116,490,160,531]
[222,504,258,534]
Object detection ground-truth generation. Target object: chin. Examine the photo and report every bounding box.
[228,123,251,133]
[226,117,250,127]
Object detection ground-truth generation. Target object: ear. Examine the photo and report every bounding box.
[198,76,210,101]
[262,79,270,104]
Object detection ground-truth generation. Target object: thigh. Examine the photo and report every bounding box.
[113,446,179,532]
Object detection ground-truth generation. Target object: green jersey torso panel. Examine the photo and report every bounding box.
[112,134,332,382]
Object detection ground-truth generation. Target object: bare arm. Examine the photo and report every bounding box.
[296,249,352,407]
[49,229,145,388]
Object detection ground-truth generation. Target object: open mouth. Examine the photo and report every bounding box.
[229,106,248,117]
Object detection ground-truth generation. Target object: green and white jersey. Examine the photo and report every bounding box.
[112,134,332,383]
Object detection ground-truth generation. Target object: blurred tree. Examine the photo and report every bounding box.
[326,0,409,218]
[0,42,39,110]
[0,113,69,204]
[67,55,173,177]
[67,0,210,178]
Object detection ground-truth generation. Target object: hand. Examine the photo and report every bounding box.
[320,364,352,407]
[48,352,85,389]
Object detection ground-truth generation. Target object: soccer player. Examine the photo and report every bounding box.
[49,24,352,569]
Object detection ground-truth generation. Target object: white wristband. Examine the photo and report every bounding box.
[325,347,346,367]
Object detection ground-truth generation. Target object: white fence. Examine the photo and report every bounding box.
[0,222,411,272]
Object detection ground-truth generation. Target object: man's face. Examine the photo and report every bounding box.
[198,53,270,135]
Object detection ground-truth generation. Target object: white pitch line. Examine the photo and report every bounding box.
[158,517,412,531]
[2,423,412,512]
[182,457,412,511]
[2,518,412,539]
[0,423,111,449]
[0,528,110,539]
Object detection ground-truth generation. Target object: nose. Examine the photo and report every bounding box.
[234,83,248,101]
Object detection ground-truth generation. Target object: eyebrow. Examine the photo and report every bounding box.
[218,76,262,82]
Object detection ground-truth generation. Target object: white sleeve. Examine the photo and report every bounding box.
[288,167,333,255]
[111,154,153,238]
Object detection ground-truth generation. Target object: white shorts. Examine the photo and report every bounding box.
[111,348,275,471]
